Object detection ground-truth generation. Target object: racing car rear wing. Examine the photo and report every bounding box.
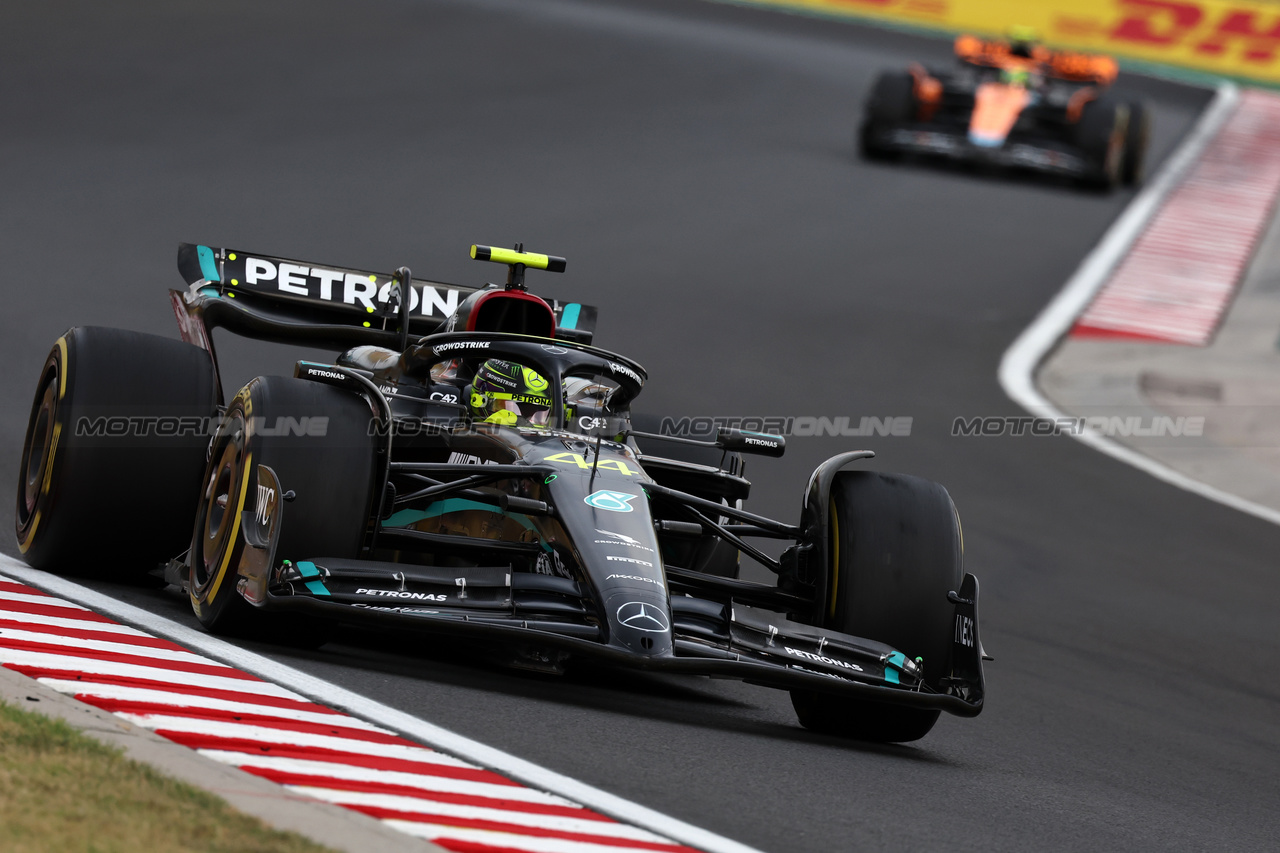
[176,243,596,344]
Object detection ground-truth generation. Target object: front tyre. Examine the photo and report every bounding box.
[1121,101,1151,187]
[1076,96,1127,190]
[791,471,962,743]
[859,71,915,160]
[189,376,376,637]
[15,327,217,576]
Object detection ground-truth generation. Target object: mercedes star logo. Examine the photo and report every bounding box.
[616,601,669,633]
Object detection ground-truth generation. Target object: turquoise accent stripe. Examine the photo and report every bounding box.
[384,498,547,548]
[885,651,906,685]
[294,562,329,595]
[560,303,581,330]
[196,245,221,283]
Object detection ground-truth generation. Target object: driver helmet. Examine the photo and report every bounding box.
[469,359,553,428]
[1007,25,1040,59]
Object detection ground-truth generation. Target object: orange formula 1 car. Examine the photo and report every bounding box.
[859,31,1150,189]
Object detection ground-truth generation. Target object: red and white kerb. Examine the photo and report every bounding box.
[0,575,702,853]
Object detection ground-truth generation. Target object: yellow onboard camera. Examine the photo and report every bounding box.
[471,242,566,290]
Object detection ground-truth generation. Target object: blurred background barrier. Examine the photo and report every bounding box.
[723,0,1280,84]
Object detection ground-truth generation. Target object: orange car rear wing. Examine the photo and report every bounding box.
[953,35,1118,85]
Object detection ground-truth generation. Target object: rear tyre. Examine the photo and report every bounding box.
[859,71,915,160]
[791,471,962,743]
[188,376,376,640]
[1076,96,1127,190]
[1121,101,1151,187]
[15,327,217,577]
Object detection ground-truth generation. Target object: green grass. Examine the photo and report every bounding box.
[0,699,338,853]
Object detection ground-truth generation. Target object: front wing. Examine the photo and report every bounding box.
[867,124,1088,178]
[260,563,986,718]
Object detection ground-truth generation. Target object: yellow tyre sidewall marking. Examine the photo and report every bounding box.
[18,337,69,554]
[56,336,67,398]
[200,448,252,605]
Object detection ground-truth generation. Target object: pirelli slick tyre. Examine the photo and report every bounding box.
[859,71,915,160]
[1122,101,1151,187]
[188,376,376,637]
[1076,96,1127,190]
[15,327,217,576]
[791,471,962,743]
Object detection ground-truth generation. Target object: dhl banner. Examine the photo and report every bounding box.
[724,0,1280,84]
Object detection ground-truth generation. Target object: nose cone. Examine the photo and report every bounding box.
[606,591,672,657]
[969,82,1026,149]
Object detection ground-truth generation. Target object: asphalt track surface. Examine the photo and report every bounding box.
[2,1,1277,851]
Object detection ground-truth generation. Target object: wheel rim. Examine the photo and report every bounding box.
[17,367,58,531]
[193,417,243,592]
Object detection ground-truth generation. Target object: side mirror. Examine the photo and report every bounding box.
[717,429,785,457]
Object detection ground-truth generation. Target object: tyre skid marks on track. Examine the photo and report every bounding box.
[0,572,705,853]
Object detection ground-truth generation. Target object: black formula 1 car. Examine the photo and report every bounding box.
[860,34,1150,189]
[16,241,987,742]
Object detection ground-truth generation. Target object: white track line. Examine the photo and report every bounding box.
[996,82,1280,529]
[0,559,763,853]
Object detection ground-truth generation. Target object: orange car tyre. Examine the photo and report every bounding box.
[1075,96,1127,190]
[1121,101,1151,187]
[859,71,915,160]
